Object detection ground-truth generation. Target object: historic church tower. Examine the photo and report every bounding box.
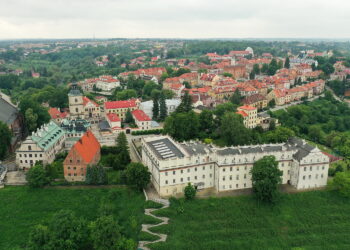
[68,83,84,119]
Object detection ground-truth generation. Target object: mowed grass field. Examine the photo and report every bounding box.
[0,186,146,250]
[149,191,350,250]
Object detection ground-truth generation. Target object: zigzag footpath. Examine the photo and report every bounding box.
[138,191,170,250]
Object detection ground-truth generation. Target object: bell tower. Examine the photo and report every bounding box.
[68,83,84,119]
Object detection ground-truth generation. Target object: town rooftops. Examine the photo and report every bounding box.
[132,109,151,121]
[238,105,257,111]
[104,99,138,109]
[48,107,68,120]
[60,119,90,134]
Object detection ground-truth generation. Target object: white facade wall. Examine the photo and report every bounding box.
[142,136,329,197]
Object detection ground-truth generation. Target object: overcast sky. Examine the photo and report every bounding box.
[0,0,349,39]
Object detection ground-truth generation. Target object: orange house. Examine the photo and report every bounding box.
[63,130,101,182]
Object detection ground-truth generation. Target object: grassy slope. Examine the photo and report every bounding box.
[149,191,350,250]
[0,186,145,250]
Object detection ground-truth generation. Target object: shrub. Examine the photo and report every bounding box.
[184,183,196,200]
[131,129,163,136]
[331,172,350,197]
[26,164,49,188]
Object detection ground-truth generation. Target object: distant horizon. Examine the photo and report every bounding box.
[1,37,350,42]
[1,0,349,40]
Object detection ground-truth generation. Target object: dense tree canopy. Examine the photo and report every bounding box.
[251,156,282,203]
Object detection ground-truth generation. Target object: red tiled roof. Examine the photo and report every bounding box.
[48,107,68,119]
[132,109,151,121]
[236,110,248,117]
[73,131,100,164]
[238,105,257,111]
[83,96,99,107]
[105,99,137,109]
[106,113,121,122]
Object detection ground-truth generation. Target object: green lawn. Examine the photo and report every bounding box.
[0,186,146,250]
[149,191,350,250]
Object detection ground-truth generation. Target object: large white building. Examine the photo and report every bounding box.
[141,136,329,197]
[140,99,181,119]
[16,121,66,169]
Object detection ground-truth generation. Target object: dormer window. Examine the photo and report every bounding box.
[28,146,32,151]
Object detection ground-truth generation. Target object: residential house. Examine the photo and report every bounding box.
[132,109,152,130]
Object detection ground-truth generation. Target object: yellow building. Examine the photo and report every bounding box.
[236,105,258,129]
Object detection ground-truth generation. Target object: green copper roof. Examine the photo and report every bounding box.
[31,121,65,151]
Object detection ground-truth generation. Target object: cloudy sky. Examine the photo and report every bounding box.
[0,0,349,39]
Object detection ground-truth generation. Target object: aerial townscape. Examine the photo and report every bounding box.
[1,1,350,250]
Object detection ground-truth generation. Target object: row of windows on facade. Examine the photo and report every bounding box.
[303,174,324,180]
[303,166,325,171]
[85,108,99,111]
[67,166,84,171]
[164,165,213,176]
[222,158,292,164]
[67,133,83,137]
[222,183,249,190]
[165,174,212,184]
[67,173,84,176]
[19,153,43,158]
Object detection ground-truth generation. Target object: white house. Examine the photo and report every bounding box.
[16,121,66,169]
[132,109,152,130]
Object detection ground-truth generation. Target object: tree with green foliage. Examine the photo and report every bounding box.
[89,215,122,250]
[284,57,290,69]
[85,165,107,185]
[159,93,167,121]
[124,109,135,124]
[230,89,242,105]
[268,59,278,76]
[223,72,233,77]
[152,95,159,120]
[268,99,276,108]
[25,108,38,133]
[0,121,12,160]
[176,91,192,113]
[184,183,196,200]
[26,164,49,188]
[214,102,236,117]
[251,156,283,203]
[199,109,214,137]
[331,171,350,197]
[19,98,50,133]
[219,112,251,146]
[163,111,200,141]
[115,132,131,170]
[48,210,88,250]
[27,224,50,250]
[252,64,260,75]
[261,63,269,74]
[249,72,255,80]
[125,162,151,190]
[116,89,137,100]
